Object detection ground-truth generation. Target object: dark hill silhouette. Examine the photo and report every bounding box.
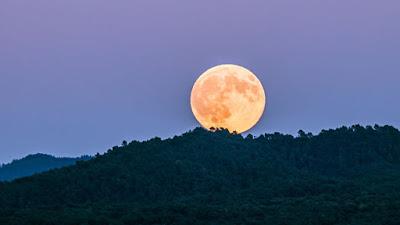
[0,153,91,181]
[0,125,400,225]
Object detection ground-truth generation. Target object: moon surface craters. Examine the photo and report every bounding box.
[190,64,266,133]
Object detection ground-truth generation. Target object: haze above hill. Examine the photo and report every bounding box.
[0,154,91,181]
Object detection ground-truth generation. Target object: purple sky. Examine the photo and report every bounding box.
[1,0,400,163]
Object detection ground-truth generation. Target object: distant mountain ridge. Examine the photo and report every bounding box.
[0,153,91,181]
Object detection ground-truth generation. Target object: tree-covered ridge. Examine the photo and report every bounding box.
[0,125,399,225]
[0,153,91,181]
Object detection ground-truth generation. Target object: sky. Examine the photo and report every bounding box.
[1,0,400,163]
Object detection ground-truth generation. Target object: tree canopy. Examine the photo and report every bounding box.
[0,125,399,225]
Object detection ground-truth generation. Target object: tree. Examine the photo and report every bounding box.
[122,140,128,147]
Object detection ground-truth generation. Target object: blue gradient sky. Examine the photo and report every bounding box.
[1,0,400,163]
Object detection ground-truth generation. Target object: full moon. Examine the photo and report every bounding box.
[190,64,266,134]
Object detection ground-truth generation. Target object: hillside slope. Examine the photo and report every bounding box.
[0,153,91,181]
[0,125,399,225]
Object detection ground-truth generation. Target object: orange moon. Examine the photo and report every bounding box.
[190,64,266,134]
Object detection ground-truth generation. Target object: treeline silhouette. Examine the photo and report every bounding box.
[0,154,91,181]
[0,125,400,225]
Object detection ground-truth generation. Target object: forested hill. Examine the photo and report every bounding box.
[0,153,91,181]
[1,125,400,225]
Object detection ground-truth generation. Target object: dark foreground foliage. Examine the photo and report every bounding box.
[0,125,400,225]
